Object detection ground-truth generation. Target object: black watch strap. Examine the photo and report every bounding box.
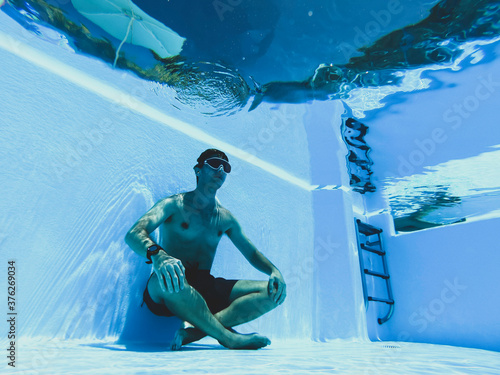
[146,244,163,264]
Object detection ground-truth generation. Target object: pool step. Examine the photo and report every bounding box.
[361,243,385,255]
[355,219,395,325]
[364,269,390,279]
[368,296,394,305]
[356,220,383,236]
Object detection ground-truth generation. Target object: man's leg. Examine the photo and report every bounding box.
[174,280,280,347]
[148,274,270,350]
[219,280,279,326]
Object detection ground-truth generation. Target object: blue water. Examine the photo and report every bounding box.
[4,0,500,113]
[3,0,500,228]
[1,1,500,373]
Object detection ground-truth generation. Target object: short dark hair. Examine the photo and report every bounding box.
[195,148,229,169]
[194,149,229,183]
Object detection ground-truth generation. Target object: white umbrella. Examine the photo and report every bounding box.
[71,0,185,67]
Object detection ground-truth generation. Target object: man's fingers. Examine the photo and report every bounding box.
[269,278,284,303]
[154,258,187,294]
[165,265,180,293]
[174,264,185,290]
[154,269,167,293]
[171,274,180,293]
[276,283,286,304]
[278,294,286,305]
[268,279,277,297]
[163,273,174,294]
[166,263,187,293]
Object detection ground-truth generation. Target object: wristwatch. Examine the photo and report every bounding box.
[146,244,163,264]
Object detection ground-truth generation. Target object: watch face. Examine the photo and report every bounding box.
[148,245,160,252]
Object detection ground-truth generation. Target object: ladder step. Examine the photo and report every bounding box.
[364,269,390,279]
[356,220,383,235]
[368,296,394,304]
[360,244,385,255]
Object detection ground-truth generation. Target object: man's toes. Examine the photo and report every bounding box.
[170,329,186,350]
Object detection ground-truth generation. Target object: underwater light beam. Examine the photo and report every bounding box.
[0,31,316,191]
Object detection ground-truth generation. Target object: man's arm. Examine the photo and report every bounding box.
[124,197,185,293]
[226,215,286,305]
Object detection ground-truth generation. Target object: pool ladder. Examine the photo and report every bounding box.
[355,219,394,324]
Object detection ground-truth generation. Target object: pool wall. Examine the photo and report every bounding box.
[354,43,500,352]
[379,216,500,352]
[2,9,499,353]
[305,101,368,341]
[0,14,367,345]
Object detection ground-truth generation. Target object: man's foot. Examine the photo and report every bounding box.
[224,333,271,350]
[171,324,270,350]
[170,323,244,350]
[170,325,206,350]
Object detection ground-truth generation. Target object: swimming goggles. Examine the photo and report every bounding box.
[204,157,231,173]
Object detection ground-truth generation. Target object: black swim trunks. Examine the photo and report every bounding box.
[142,267,238,317]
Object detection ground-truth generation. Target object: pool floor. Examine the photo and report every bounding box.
[5,338,500,374]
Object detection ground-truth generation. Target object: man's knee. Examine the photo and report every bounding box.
[260,286,283,311]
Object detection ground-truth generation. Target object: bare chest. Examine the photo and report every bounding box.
[159,211,228,264]
[171,214,224,241]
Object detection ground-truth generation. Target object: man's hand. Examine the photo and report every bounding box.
[268,271,286,305]
[152,251,185,294]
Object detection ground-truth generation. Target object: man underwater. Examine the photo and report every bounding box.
[125,149,286,350]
